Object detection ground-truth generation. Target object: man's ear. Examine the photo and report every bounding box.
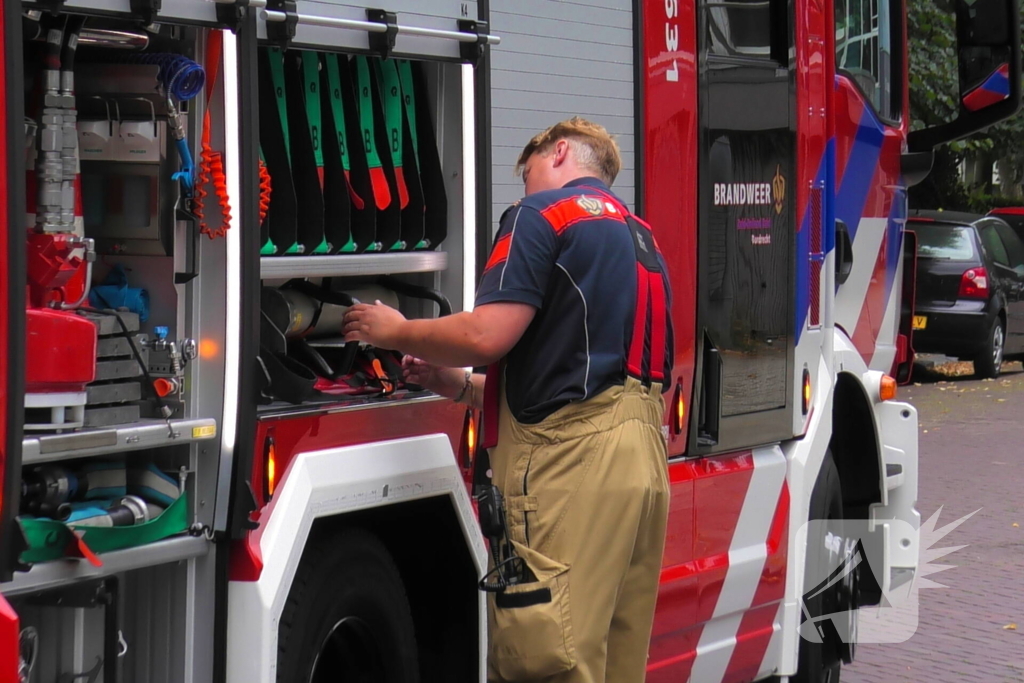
[551,139,569,167]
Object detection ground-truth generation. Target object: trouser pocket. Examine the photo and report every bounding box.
[489,540,576,681]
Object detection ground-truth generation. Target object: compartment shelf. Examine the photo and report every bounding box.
[260,251,448,280]
[1,535,209,597]
[22,418,218,466]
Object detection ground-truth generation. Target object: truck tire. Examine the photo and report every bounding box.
[973,317,1005,379]
[277,528,419,683]
[791,452,847,683]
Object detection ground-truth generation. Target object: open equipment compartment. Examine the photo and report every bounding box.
[253,3,487,415]
[4,3,237,680]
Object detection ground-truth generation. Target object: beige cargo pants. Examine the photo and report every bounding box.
[487,377,670,683]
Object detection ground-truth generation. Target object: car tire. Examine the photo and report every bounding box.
[785,452,848,683]
[277,528,420,683]
[973,317,1005,379]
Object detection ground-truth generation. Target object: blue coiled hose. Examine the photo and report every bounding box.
[122,53,205,192]
[127,52,205,101]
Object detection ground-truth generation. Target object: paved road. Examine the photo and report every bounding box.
[844,362,1024,683]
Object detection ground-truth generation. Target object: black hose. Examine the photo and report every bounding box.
[42,23,63,72]
[60,15,86,75]
[377,276,453,317]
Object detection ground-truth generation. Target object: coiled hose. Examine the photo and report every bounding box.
[194,30,232,238]
[121,52,204,194]
[126,52,205,101]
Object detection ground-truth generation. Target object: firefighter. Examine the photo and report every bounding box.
[342,117,673,683]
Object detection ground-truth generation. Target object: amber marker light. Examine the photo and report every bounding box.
[672,384,685,435]
[265,435,277,499]
[199,338,219,359]
[802,369,812,415]
[880,375,898,402]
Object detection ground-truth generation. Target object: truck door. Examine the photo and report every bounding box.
[832,0,909,371]
[690,0,796,679]
[0,0,26,583]
[691,0,797,453]
[643,0,795,680]
[1,0,26,671]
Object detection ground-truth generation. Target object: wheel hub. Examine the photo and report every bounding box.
[993,325,1004,368]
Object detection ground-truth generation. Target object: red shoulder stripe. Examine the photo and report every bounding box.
[540,195,626,235]
[484,233,512,272]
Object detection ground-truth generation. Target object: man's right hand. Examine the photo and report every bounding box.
[402,356,464,399]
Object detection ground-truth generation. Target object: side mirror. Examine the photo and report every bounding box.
[836,220,854,286]
[908,0,1022,152]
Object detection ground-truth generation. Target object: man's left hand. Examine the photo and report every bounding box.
[342,301,407,350]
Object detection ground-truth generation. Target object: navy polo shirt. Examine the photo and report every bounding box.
[476,177,674,424]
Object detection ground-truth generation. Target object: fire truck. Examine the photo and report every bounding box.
[0,0,1019,680]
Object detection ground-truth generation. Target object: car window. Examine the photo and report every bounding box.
[992,213,1024,244]
[993,222,1024,276]
[913,224,976,260]
[979,224,1011,267]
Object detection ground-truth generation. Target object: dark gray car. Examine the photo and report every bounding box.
[909,210,1024,378]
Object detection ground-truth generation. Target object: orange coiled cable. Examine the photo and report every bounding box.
[258,158,272,224]
[195,30,232,239]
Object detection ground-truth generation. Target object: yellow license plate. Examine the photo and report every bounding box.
[912,315,927,330]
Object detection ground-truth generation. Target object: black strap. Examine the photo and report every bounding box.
[495,587,552,609]
[259,346,318,404]
[473,401,493,491]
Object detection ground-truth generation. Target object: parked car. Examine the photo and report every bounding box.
[909,210,1024,378]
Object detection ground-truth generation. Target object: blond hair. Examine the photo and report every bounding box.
[515,117,621,186]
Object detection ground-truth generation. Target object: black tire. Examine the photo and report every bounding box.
[973,317,1005,379]
[791,452,846,683]
[277,528,419,683]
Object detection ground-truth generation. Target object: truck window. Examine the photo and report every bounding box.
[835,0,897,118]
[706,0,773,58]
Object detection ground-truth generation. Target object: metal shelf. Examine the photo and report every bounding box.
[260,251,448,280]
[22,418,218,466]
[1,535,209,597]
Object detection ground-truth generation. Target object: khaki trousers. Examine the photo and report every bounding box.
[487,378,670,683]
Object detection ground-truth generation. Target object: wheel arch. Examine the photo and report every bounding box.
[303,495,481,681]
[830,372,883,520]
[225,435,487,683]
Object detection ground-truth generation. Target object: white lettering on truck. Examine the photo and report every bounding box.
[713,182,773,206]
[665,0,679,82]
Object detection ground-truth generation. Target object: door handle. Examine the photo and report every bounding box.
[697,331,722,448]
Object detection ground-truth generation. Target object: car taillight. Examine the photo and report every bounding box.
[959,267,989,299]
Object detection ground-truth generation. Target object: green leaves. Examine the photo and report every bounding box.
[908,0,1024,203]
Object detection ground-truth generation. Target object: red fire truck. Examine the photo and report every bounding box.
[0,0,1018,681]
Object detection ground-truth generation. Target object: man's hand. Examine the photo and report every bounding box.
[342,301,408,350]
[402,356,462,397]
[341,300,535,368]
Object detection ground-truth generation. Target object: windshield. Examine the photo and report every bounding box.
[913,224,977,260]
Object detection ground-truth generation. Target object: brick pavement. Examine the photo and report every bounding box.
[843,365,1024,683]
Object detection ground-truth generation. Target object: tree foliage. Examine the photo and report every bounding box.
[906,0,1024,207]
